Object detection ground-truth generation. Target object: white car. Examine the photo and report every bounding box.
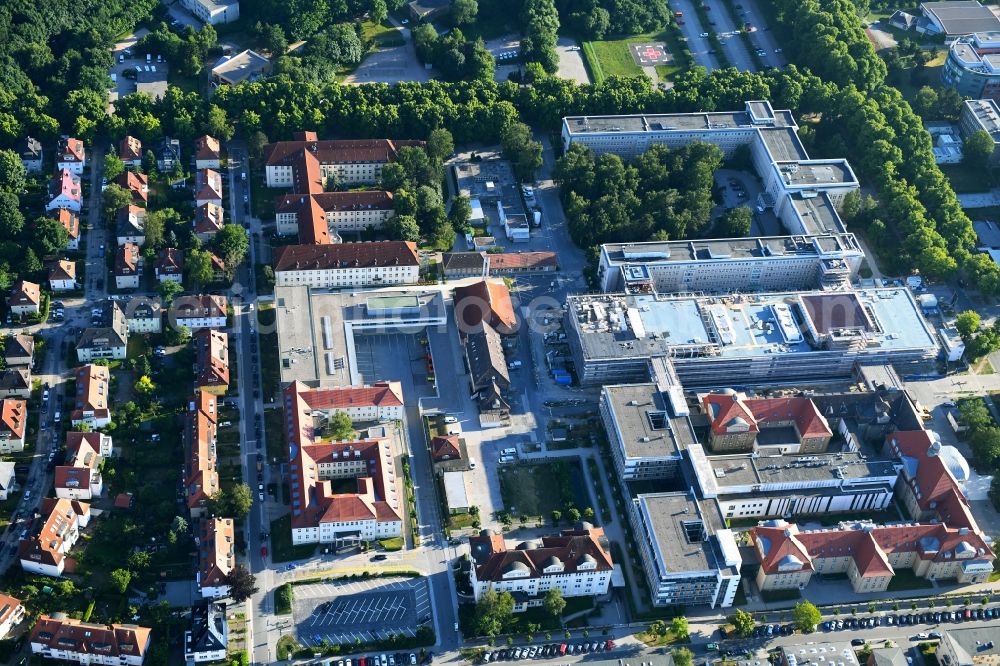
[443,416,457,423]
[700,32,709,37]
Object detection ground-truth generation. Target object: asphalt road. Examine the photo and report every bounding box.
[702,0,757,71]
[670,0,721,71]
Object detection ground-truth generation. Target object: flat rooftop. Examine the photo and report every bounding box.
[706,450,898,487]
[636,492,725,573]
[777,161,856,188]
[964,99,1000,141]
[603,383,696,459]
[759,127,808,162]
[563,108,797,136]
[568,288,937,362]
[604,234,862,267]
[275,285,446,387]
[789,193,846,235]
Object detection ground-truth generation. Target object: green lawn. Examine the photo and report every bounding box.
[886,568,935,592]
[361,19,405,46]
[582,29,687,84]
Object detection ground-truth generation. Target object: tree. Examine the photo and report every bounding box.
[501,122,544,181]
[551,509,562,524]
[0,149,26,193]
[256,22,289,56]
[103,153,125,181]
[329,410,355,440]
[451,0,478,25]
[167,323,191,346]
[143,209,178,250]
[449,194,472,231]
[427,128,455,162]
[543,588,566,618]
[955,311,982,341]
[672,648,693,666]
[475,588,515,636]
[102,184,132,221]
[226,565,259,602]
[32,216,69,255]
[792,600,822,633]
[135,375,156,395]
[385,214,420,242]
[214,224,249,273]
[171,515,188,535]
[229,483,254,517]
[128,550,151,571]
[965,129,995,168]
[110,568,132,594]
[206,105,234,142]
[158,279,184,305]
[248,131,269,159]
[187,248,216,287]
[430,211,456,250]
[0,192,25,236]
[670,616,690,640]
[718,206,752,237]
[970,427,1000,468]
[731,609,755,637]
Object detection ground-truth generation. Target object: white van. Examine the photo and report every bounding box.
[500,447,516,456]
[498,455,515,464]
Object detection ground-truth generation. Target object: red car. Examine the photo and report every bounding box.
[261,546,268,558]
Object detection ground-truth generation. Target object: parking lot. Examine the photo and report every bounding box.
[293,576,430,647]
[343,39,430,84]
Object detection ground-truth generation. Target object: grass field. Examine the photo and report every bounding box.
[582,31,682,83]
[498,459,590,519]
[361,19,405,47]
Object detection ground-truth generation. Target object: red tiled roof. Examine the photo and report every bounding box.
[72,365,110,423]
[195,169,223,201]
[431,435,461,461]
[114,493,134,509]
[51,169,81,203]
[55,208,80,241]
[186,393,219,510]
[194,135,220,161]
[454,280,517,335]
[49,259,75,282]
[703,393,759,435]
[199,517,234,588]
[469,528,614,582]
[30,615,151,658]
[300,382,403,411]
[115,243,140,276]
[487,252,558,271]
[119,136,142,162]
[8,281,40,307]
[195,329,229,389]
[156,248,184,274]
[264,137,425,170]
[273,241,419,272]
[0,399,27,439]
[275,191,396,215]
[58,137,84,163]
[298,196,330,245]
[194,202,225,235]
[175,294,228,319]
[854,531,894,577]
[753,524,813,574]
[115,171,148,204]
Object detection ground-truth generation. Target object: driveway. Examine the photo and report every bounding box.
[866,20,898,51]
[344,18,429,84]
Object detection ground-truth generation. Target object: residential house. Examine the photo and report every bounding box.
[211,49,271,86]
[18,137,42,173]
[54,209,80,250]
[193,202,225,241]
[185,602,228,663]
[0,462,14,501]
[155,247,184,283]
[116,171,149,205]
[0,369,31,399]
[0,399,27,454]
[76,302,128,362]
[119,298,162,334]
[264,133,424,189]
[195,329,230,395]
[56,137,85,175]
[195,168,224,207]
[3,334,33,368]
[71,364,111,428]
[119,135,143,169]
[19,497,91,577]
[282,384,402,545]
[468,527,615,611]
[431,435,461,462]
[442,252,488,279]
[198,517,234,598]
[55,432,112,500]
[116,205,147,247]
[194,135,221,169]
[173,294,228,331]
[30,616,150,665]
[8,281,41,316]
[157,137,181,171]
[186,392,219,518]
[284,380,404,424]
[48,260,76,292]
[46,169,82,213]
[209,252,226,282]
[273,241,420,289]
[115,243,142,290]
[0,593,24,639]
